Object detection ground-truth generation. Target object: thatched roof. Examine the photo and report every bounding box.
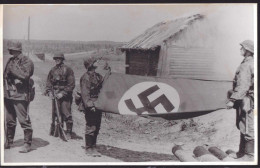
[121,14,204,50]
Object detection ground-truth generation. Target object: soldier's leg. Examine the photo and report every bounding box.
[236,97,254,161]
[84,109,101,157]
[85,109,96,147]
[60,97,73,137]
[4,98,17,149]
[229,103,246,159]
[244,109,254,157]
[93,110,102,145]
[14,100,33,153]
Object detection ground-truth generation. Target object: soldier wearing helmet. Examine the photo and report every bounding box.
[4,42,34,153]
[45,52,75,139]
[226,40,254,160]
[78,56,110,157]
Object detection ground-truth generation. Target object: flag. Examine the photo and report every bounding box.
[95,73,232,120]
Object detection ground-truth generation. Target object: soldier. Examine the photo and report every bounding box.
[45,52,75,139]
[4,42,34,153]
[226,40,254,160]
[78,57,110,157]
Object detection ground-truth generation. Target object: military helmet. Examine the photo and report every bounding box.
[8,42,22,51]
[53,52,65,60]
[240,40,254,54]
[84,56,97,69]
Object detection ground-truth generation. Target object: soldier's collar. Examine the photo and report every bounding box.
[55,63,64,68]
[12,53,22,60]
[87,70,95,74]
[243,56,253,62]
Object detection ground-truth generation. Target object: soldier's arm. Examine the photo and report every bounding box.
[45,69,54,94]
[10,57,34,81]
[61,67,75,96]
[80,74,95,108]
[230,63,252,100]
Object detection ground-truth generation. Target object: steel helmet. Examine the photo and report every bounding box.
[240,40,254,54]
[8,42,22,52]
[84,57,97,69]
[53,52,65,60]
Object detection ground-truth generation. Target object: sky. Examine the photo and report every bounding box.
[3,4,255,42]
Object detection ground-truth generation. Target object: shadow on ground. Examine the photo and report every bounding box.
[97,144,177,162]
[71,132,83,140]
[12,138,49,151]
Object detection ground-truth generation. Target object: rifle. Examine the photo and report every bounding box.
[4,102,8,148]
[49,99,56,136]
[51,90,68,142]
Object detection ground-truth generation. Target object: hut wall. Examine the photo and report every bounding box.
[125,49,160,76]
[165,46,219,80]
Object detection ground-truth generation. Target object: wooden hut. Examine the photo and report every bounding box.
[35,53,45,61]
[120,14,229,81]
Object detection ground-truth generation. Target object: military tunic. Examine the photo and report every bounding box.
[230,56,254,141]
[4,53,34,145]
[45,63,75,132]
[80,70,103,145]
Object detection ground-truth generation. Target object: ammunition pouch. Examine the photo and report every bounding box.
[53,85,65,90]
[246,90,254,110]
[52,79,67,87]
[90,95,98,98]
[227,89,234,99]
[74,91,82,106]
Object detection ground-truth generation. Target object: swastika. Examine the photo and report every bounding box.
[124,85,175,115]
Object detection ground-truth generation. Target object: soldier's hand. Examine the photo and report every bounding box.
[226,101,234,109]
[104,62,111,70]
[48,92,55,99]
[14,79,22,84]
[90,107,96,112]
[56,93,63,99]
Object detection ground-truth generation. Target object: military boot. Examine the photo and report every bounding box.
[241,139,254,161]
[19,129,33,153]
[5,126,16,149]
[19,143,31,153]
[4,141,13,149]
[229,134,246,159]
[85,135,101,157]
[66,122,73,140]
[90,147,101,157]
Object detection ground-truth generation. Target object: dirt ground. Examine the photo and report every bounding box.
[2,58,253,164]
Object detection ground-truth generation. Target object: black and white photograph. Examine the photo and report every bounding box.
[1,4,257,165]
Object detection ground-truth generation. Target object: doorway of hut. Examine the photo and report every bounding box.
[125,47,160,76]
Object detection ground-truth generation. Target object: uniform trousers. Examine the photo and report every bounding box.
[53,95,73,132]
[4,98,33,144]
[84,108,102,147]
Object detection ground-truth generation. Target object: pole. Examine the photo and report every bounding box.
[28,16,30,41]
[28,16,30,57]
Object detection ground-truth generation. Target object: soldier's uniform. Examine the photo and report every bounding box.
[4,42,34,152]
[79,57,105,156]
[228,40,254,158]
[45,53,75,137]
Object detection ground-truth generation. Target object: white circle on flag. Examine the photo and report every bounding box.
[118,82,180,115]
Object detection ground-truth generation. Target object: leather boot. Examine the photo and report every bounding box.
[229,134,246,159]
[5,126,16,149]
[85,135,93,154]
[241,139,254,161]
[85,135,101,157]
[66,123,73,140]
[4,141,13,149]
[24,129,33,145]
[93,132,98,147]
[19,143,31,153]
[90,147,101,157]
